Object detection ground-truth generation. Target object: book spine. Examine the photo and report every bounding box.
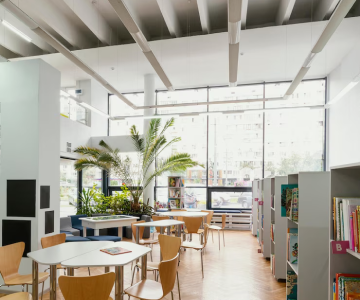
[357,207,360,253]
[350,214,354,251]
[340,203,344,241]
[354,211,358,252]
[333,198,336,240]
[336,199,341,241]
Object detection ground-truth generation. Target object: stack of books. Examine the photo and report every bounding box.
[287,228,298,264]
[287,270,297,299]
[270,223,275,242]
[334,273,360,300]
[332,198,360,252]
[281,184,299,221]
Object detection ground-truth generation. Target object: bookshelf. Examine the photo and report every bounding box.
[252,180,259,236]
[263,178,272,259]
[285,172,330,300]
[258,180,263,249]
[273,176,287,280]
[329,163,360,300]
[167,176,185,209]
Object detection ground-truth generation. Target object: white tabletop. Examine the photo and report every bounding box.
[134,220,184,227]
[27,241,112,265]
[159,211,208,217]
[61,242,151,267]
[79,215,138,223]
[186,208,201,212]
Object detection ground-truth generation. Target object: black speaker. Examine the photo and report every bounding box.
[2,220,31,257]
[7,180,36,217]
[45,211,54,234]
[40,186,50,209]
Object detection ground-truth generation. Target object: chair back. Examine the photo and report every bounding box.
[201,210,214,225]
[0,242,24,281]
[1,292,32,300]
[41,233,66,249]
[222,214,226,229]
[69,214,87,227]
[59,273,115,300]
[176,209,187,222]
[183,217,202,234]
[158,235,181,261]
[131,220,145,241]
[152,216,170,233]
[203,224,210,247]
[159,254,179,297]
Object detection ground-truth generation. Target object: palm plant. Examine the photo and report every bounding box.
[74,118,203,209]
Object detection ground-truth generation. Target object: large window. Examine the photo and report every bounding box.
[60,158,78,217]
[108,80,326,209]
[60,95,88,125]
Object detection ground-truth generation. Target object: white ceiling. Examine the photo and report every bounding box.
[12,17,360,93]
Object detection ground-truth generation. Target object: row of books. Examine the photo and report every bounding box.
[281,184,299,222]
[287,228,298,264]
[270,254,275,276]
[168,189,181,198]
[332,198,360,253]
[334,273,360,300]
[270,223,275,242]
[287,271,297,300]
[168,177,185,188]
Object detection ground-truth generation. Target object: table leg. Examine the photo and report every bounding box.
[177,225,182,238]
[50,265,57,300]
[141,255,147,280]
[32,261,38,300]
[66,268,74,276]
[94,229,100,236]
[83,226,87,237]
[136,227,140,244]
[118,227,123,239]
[167,226,171,236]
[105,267,110,273]
[115,266,124,300]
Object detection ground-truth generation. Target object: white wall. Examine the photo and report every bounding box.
[328,40,360,168]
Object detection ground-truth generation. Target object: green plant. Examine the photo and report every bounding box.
[74,118,203,209]
[71,186,98,216]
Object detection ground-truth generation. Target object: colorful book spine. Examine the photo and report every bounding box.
[350,214,355,252]
[292,188,299,222]
[286,271,298,299]
[357,207,360,253]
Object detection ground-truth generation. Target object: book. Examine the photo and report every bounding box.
[287,228,298,264]
[336,274,360,300]
[281,184,298,217]
[100,247,132,255]
[169,200,179,209]
[291,188,299,222]
[347,293,360,300]
[286,270,297,299]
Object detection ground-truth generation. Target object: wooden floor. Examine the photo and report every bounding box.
[1,231,285,300]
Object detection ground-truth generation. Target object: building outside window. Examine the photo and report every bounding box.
[60,158,78,217]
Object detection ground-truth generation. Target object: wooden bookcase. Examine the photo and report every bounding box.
[167,176,185,209]
[329,163,360,300]
[285,172,330,300]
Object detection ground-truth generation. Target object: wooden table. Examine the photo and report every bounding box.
[79,215,139,237]
[62,241,151,300]
[27,241,112,300]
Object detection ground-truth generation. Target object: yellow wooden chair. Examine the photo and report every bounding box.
[0,292,32,300]
[59,272,115,300]
[131,221,159,262]
[125,254,179,300]
[209,214,227,250]
[183,217,203,242]
[0,242,49,299]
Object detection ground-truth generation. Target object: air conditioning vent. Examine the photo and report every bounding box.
[66,142,72,153]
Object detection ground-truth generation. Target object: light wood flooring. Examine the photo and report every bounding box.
[0,231,285,300]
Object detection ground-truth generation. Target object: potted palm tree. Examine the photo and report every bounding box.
[74,118,203,212]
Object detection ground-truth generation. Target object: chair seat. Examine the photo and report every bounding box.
[65,236,90,242]
[139,239,159,245]
[1,292,32,300]
[5,273,49,286]
[208,225,222,230]
[136,261,160,271]
[181,241,204,250]
[125,279,163,300]
[87,236,121,242]
[184,228,204,234]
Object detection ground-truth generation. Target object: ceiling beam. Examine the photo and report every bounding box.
[241,0,248,29]
[61,0,119,46]
[313,0,340,21]
[156,0,182,37]
[23,0,94,49]
[0,44,19,59]
[197,0,211,34]
[123,0,150,40]
[276,0,296,25]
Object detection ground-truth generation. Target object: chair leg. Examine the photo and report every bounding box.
[200,250,204,279]
[218,230,220,250]
[150,249,153,262]
[129,266,136,300]
[88,267,91,276]
[25,284,28,292]
[223,230,225,247]
[22,285,25,292]
[41,281,45,300]
[177,271,181,300]
[171,291,174,300]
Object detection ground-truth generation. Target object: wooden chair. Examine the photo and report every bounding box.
[41,234,90,276]
[151,215,172,237]
[131,221,159,261]
[209,214,226,250]
[0,292,32,300]
[201,210,214,226]
[125,254,179,300]
[0,242,49,299]
[130,235,182,299]
[180,224,209,278]
[183,217,203,242]
[59,272,115,300]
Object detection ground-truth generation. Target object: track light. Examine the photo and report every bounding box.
[2,20,31,42]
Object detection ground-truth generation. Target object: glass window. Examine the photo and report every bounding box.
[82,167,102,190]
[209,189,252,209]
[108,152,142,187]
[60,95,88,125]
[60,158,78,217]
[109,93,144,136]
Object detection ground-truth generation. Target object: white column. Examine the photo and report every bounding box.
[143,74,156,207]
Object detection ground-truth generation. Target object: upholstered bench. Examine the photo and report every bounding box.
[87,236,121,242]
[65,236,91,242]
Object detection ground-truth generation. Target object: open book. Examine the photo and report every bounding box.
[100,247,132,255]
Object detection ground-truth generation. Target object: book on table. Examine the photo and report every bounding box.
[100,247,132,255]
